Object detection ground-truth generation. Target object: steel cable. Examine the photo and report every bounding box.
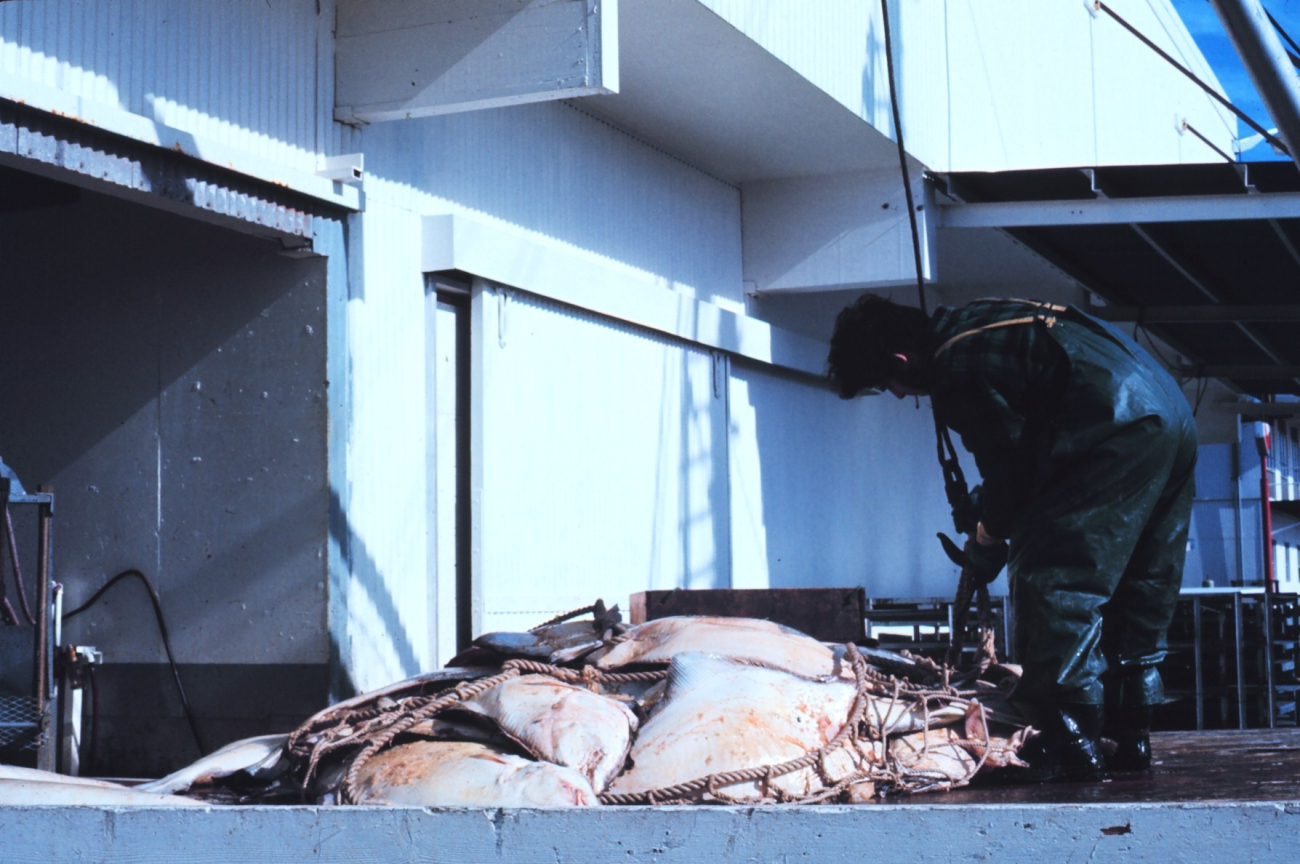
[1098,1,1289,155]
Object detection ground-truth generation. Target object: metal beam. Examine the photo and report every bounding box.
[1209,0,1300,168]
[1086,169,1300,391]
[1227,402,1300,417]
[1182,366,1300,379]
[1091,305,1300,322]
[0,99,328,246]
[938,191,1300,228]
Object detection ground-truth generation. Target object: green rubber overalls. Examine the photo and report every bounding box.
[934,302,1198,708]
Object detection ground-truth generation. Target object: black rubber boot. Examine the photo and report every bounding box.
[982,703,1107,785]
[1107,704,1153,773]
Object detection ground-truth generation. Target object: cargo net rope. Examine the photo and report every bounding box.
[286,607,1021,805]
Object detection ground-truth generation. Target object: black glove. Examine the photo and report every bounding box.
[950,485,982,536]
[964,536,1008,586]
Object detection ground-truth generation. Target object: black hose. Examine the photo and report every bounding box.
[85,663,99,776]
[63,569,206,756]
[5,508,36,625]
[878,0,927,317]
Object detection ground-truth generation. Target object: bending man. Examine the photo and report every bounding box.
[827,296,1197,782]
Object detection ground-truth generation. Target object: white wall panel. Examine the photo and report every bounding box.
[0,0,334,173]
[699,0,1234,172]
[728,362,986,599]
[341,191,435,693]
[476,289,730,632]
[360,101,744,310]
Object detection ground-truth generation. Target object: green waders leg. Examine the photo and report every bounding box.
[1009,410,1195,708]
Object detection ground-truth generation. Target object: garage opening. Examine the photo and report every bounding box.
[0,162,331,778]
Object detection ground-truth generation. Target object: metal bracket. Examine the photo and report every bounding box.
[317,153,365,186]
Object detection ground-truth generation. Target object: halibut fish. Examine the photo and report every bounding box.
[458,674,637,792]
[607,652,874,801]
[598,616,840,678]
[0,765,204,806]
[350,740,598,806]
[138,733,290,795]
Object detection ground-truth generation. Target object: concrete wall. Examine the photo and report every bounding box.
[3,802,1296,862]
[0,174,330,774]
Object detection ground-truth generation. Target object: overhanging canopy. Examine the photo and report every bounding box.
[938,162,1300,396]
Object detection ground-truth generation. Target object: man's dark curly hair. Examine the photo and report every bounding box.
[826,295,932,399]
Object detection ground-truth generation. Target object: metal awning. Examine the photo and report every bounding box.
[937,162,1300,396]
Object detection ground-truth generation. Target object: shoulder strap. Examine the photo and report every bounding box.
[933,312,1059,359]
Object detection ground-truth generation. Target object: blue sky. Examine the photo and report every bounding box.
[1171,0,1300,160]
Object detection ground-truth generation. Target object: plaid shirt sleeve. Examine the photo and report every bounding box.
[929,307,1066,538]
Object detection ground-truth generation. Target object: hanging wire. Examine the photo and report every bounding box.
[1193,375,1211,417]
[1096,2,1290,155]
[878,0,976,545]
[1183,121,1237,164]
[879,0,927,316]
[1265,7,1300,66]
[1132,314,1182,376]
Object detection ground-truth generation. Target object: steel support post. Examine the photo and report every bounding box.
[1210,0,1300,167]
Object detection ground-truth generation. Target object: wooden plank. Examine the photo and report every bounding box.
[629,588,865,643]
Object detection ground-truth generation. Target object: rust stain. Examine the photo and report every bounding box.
[373,758,423,787]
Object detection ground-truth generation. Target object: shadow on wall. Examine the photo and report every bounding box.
[861,2,895,145]
[0,176,309,484]
[0,0,324,155]
[0,170,331,664]
[730,358,970,599]
[328,487,423,699]
[0,166,336,773]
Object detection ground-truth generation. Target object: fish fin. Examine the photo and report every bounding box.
[474,631,545,657]
[550,641,605,664]
[665,652,741,697]
[963,700,988,742]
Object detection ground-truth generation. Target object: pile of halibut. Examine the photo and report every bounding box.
[0,610,1033,806]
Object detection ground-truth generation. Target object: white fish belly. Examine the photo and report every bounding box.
[351,741,599,807]
[598,617,837,678]
[138,733,289,794]
[609,654,869,801]
[0,778,205,806]
[461,674,636,792]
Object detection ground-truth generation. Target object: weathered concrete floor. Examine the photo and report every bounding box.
[895,729,1300,806]
[4,730,1299,862]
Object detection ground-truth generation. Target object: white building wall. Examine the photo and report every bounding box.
[0,0,1241,696]
[729,362,976,598]
[338,188,435,693]
[699,0,1234,171]
[353,100,745,648]
[0,0,349,174]
[361,102,745,310]
[474,290,730,632]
